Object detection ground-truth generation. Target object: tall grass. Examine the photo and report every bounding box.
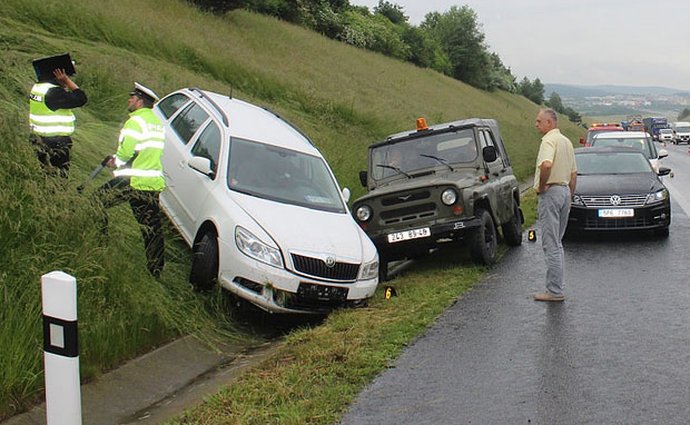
[0,0,582,418]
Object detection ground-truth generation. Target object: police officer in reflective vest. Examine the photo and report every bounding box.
[95,83,165,278]
[29,57,87,176]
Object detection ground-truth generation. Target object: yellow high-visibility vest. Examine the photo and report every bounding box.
[29,83,76,137]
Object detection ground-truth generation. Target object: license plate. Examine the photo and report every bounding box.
[387,227,431,243]
[297,283,348,302]
[598,209,634,218]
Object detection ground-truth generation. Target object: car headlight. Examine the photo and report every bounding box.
[441,188,458,205]
[571,194,584,206]
[235,226,283,268]
[359,258,379,280]
[646,188,669,204]
[356,205,372,222]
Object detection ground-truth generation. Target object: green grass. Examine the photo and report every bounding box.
[1,0,569,419]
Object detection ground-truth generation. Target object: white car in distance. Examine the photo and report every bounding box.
[658,128,673,144]
[154,88,379,314]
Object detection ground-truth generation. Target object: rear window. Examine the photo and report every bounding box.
[591,136,655,159]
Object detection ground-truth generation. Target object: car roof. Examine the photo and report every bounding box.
[380,118,498,145]
[184,89,320,156]
[576,146,646,155]
[593,131,650,139]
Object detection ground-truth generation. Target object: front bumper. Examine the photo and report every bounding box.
[567,202,670,232]
[218,238,378,314]
[369,217,481,259]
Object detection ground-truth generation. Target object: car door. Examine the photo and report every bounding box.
[478,128,512,223]
[162,101,213,241]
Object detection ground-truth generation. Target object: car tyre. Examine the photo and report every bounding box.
[189,232,219,291]
[378,256,389,282]
[469,208,498,265]
[501,198,523,246]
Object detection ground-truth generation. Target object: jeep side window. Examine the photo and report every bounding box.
[190,121,221,176]
[158,93,190,119]
[478,129,503,166]
[170,102,210,145]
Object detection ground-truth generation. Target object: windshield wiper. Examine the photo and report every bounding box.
[376,164,412,178]
[420,154,454,171]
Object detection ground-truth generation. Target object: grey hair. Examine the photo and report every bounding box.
[541,108,558,124]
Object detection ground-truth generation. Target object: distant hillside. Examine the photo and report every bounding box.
[545,83,690,97]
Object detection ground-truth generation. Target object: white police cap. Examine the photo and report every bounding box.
[130,82,159,102]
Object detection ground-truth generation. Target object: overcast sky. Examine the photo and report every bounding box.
[350,0,690,91]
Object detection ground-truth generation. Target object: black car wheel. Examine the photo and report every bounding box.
[469,208,497,265]
[189,232,219,291]
[501,198,523,246]
[378,256,389,282]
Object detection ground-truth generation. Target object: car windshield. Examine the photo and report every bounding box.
[590,136,655,159]
[370,128,477,180]
[227,138,346,213]
[576,151,653,175]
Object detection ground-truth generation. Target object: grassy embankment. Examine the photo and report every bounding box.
[0,0,583,421]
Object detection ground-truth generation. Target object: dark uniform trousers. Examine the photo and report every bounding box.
[32,135,73,177]
[94,176,165,278]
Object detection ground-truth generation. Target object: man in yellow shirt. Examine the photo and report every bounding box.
[533,108,577,302]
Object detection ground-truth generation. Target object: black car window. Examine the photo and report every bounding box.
[190,121,221,176]
[157,93,190,119]
[170,102,210,145]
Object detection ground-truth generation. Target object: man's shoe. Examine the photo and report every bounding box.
[533,292,565,302]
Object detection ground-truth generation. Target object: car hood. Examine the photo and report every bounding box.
[575,173,663,195]
[232,193,370,262]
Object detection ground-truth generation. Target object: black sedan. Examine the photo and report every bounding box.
[567,146,671,237]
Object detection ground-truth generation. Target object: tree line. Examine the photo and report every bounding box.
[187,0,579,121]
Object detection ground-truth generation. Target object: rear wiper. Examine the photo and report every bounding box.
[420,154,454,171]
[376,164,412,178]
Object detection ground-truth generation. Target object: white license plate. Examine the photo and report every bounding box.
[598,209,634,218]
[387,227,431,243]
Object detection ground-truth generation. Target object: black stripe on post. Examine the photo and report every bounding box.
[43,315,79,358]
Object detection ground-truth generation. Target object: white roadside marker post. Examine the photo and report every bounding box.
[41,271,82,425]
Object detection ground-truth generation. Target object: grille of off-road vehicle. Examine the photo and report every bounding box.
[378,190,437,224]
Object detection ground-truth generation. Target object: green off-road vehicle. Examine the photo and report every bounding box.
[352,118,523,280]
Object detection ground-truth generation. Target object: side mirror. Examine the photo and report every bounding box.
[658,149,668,159]
[658,167,672,176]
[188,156,215,179]
[482,146,497,163]
[359,171,368,187]
[342,187,351,203]
[579,137,585,145]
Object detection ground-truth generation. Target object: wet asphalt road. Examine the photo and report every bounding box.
[341,144,690,425]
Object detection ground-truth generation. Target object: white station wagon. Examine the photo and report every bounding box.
[154,88,379,314]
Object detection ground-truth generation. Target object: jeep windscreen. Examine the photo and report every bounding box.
[370,128,477,180]
[227,138,346,213]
